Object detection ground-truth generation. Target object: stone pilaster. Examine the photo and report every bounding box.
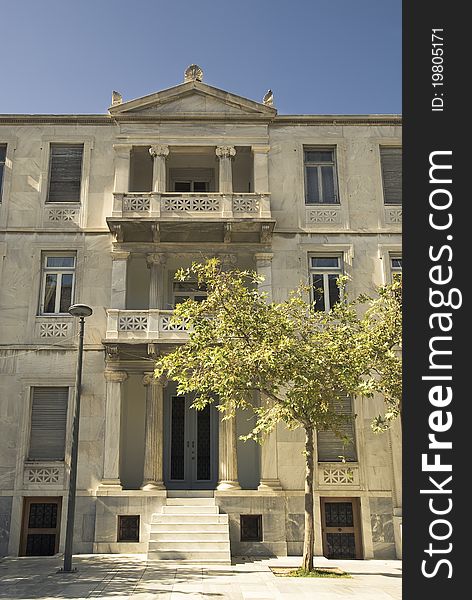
[255,252,274,302]
[146,253,167,309]
[258,395,282,491]
[113,144,132,192]
[217,253,237,270]
[149,144,170,192]
[252,145,270,193]
[141,373,166,490]
[217,414,240,490]
[110,251,130,309]
[216,146,236,193]
[99,370,128,489]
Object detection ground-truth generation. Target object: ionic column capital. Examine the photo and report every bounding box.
[216,146,236,159]
[254,252,273,264]
[251,145,270,154]
[104,370,128,383]
[146,253,167,268]
[111,251,130,262]
[142,372,168,387]
[217,253,237,267]
[149,144,170,158]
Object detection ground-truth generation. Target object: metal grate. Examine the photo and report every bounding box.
[170,397,185,480]
[117,515,140,542]
[240,515,262,542]
[197,405,211,480]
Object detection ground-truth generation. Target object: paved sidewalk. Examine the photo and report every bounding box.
[0,554,401,600]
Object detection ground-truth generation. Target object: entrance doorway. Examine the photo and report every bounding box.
[19,497,62,556]
[164,395,218,489]
[320,497,363,559]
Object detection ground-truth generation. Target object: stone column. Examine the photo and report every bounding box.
[113,144,132,192]
[146,253,167,309]
[255,253,274,302]
[258,415,282,491]
[141,373,166,490]
[100,370,128,489]
[216,146,236,193]
[111,251,130,309]
[217,414,240,490]
[149,144,170,192]
[252,145,270,193]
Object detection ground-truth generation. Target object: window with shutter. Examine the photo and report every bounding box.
[0,144,6,200]
[47,144,84,203]
[317,396,357,462]
[380,147,402,205]
[28,387,69,460]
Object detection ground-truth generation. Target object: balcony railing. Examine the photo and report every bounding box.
[112,192,271,220]
[105,309,190,342]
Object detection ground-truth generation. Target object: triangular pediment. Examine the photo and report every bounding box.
[109,81,276,120]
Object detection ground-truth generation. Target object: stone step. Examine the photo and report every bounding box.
[152,514,228,525]
[151,522,229,534]
[166,490,214,498]
[161,504,219,515]
[148,540,229,551]
[166,497,216,506]
[147,550,231,562]
[148,557,231,565]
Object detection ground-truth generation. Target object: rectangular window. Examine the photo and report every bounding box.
[28,387,69,460]
[117,515,140,542]
[310,255,342,311]
[174,180,209,193]
[47,144,84,203]
[40,254,76,315]
[390,255,402,280]
[304,148,339,204]
[380,147,402,205]
[317,396,357,462]
[173,280,207,306]
[240,515,262,542]
[0,144,6,200]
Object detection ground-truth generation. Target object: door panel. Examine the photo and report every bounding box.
[321,497,363,559]
[165,396,218,489]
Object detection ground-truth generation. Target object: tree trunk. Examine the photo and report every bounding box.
[301,425,315,571]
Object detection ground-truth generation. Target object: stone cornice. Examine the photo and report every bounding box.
[0,114,402,126]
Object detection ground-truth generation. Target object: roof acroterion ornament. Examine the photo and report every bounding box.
[111,91,123,106]
[263,89,274,107]
[184,64,204,83]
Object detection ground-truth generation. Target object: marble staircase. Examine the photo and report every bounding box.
[148,496,231,564]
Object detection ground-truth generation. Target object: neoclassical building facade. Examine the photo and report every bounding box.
[0,66,402,562]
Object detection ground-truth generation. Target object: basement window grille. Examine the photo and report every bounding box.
[117,515,140,542]
[240,514,262,542]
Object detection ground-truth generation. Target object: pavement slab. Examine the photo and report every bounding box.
[0,554,401,600]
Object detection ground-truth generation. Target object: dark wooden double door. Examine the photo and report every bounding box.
[321,498,363,559]
[20,497,62,556]
[164,395,218,489]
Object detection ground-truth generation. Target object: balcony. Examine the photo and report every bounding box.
[105,309,190,344]
[107,192,274,244]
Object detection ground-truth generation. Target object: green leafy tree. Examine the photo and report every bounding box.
[155,259,401,571]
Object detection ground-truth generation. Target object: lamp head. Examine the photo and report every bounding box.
[68,304,93,318]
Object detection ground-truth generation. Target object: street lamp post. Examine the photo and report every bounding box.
[62,303,93,573]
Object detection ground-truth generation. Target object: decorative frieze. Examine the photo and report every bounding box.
[320,464,360,485]
[118,314,149,331]
[123,196,150,212]
[162,196,220,212]
[385,207,402,224]
[39,322,70,338]
[233,195,259,213]
[307,207,341,224]
[160,315,189,332]
[24,464,64,487]
[45,207,80,225]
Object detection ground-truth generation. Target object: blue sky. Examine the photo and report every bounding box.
[0,0,401,115]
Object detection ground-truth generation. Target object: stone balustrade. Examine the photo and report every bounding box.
[105,309,190,342]
[112,192,271,220]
